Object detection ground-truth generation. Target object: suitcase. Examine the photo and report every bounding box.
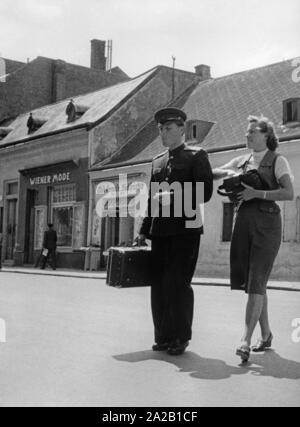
[106,246,154,288]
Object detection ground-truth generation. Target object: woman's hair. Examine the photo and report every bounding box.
[248,115,279,151]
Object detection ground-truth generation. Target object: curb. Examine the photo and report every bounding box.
[1,267,300,292]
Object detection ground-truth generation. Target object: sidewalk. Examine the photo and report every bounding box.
[1,266,300,292]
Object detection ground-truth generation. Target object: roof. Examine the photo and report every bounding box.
[185,57,300,149]
[99,57,300,167]
[1,57,26,74]
[0,68,158,146]
[98,82,199,167]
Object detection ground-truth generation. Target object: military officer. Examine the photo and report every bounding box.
[138,107,213,355]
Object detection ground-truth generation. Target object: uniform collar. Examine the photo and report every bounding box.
[169,143,185,156]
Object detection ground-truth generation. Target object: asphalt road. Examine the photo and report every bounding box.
[0,272,299,407]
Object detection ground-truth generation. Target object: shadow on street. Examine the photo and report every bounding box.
[246,350,300,380]
[113,349,300,381]
[113,350,245,380]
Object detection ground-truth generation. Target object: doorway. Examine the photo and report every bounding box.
[24,189,37,264]
[5,198,17,260]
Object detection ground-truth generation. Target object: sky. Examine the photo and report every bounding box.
[0,0,299,78]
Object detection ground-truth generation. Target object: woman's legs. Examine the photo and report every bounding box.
[241,293,265,347]
[258,294,272,340]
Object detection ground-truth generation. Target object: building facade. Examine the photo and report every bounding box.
[88,58,300,281]
[0,65,198,269]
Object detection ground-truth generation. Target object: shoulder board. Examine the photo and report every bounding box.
[153,150,168,160]
[184,145,202,152]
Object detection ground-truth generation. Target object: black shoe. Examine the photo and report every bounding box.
[252,333,273,352]
[152,342,169,351]
[167,340,189,356]
[236,345,251,363]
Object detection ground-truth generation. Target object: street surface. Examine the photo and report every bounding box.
[0,272,299,407]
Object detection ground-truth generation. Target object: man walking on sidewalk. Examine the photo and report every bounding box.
[40,224,57,270]
[137,107,213,355]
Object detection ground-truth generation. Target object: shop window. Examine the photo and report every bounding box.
[51,203,86,249]
[283,198,300,242]
[53,184,76,203]
[222,202,234,242]
[283,98,300,124]
[101,215,120,251]
[100,210,135,251]
[119,216,135,246]
[34,206,47,249]
[53,206,73,247]
[50,183,85,249]
[91,208,101,246]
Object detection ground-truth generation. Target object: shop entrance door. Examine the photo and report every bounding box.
[5,199,17,260]
[24,189,36,264]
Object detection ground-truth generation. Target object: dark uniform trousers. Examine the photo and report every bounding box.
[140,143,213,344]
[151,234,200,343]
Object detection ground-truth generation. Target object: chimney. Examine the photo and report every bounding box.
[52,60,66,102]
[195,64,211,81]
[91,39,107,71]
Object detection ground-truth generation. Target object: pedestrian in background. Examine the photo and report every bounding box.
[40,223,57,270]
[213,115,294,363]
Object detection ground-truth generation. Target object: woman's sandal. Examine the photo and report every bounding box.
[236,345,251,363]
[252,333,273,352]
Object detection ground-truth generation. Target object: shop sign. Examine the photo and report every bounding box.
[29,172,71,186]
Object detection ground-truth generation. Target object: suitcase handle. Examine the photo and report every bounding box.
[132,237,148,247]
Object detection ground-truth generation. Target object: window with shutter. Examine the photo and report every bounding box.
[283,98,300,124]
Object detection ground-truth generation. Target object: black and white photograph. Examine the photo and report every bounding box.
[0,0,299,411]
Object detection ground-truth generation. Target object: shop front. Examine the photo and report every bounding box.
[15,159,88,269]
[89,170,149,270]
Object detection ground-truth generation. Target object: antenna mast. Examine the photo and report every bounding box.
[172,56,176,99]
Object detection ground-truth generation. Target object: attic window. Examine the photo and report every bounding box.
[0,127,12,140]
[185,119,215,144]
[66,100,89,123]
[283,98,300,124]
[192,124,197,139]
[27,113,47,134]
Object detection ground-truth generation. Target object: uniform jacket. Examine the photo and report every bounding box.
[140,143,213,238]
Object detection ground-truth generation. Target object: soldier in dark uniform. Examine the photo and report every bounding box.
[40,223,57,270]
[137,107,213,355]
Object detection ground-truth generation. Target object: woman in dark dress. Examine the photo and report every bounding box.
[214,116,294,362]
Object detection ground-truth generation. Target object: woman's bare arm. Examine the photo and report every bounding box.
[213,158,239,180]
[239,174,294,202]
